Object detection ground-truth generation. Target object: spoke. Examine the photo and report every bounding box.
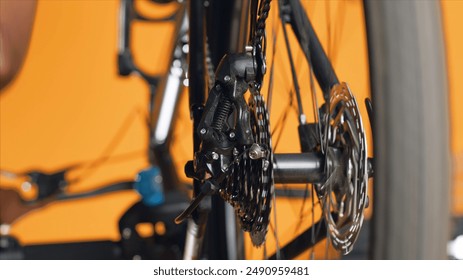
[271,84,293,136]
[300,3,324,152]
[324,148,334,259]
[266,19,279,116]
[310,184,315,259]
[280,3,305,124]
[271,190,281,259]
[268,214,329,260]
[332,103,346,126]
[272,97,292,151]
[325,0,332,59]
[272,115,288,151]
[325,192,331,259]
[294,184,310,233]
[263,242,268,260]
[329,1,346,67]
[344,120,360,151]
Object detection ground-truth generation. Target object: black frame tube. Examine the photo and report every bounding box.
[287,0,339,101]
[186,0,211,260]
[188,0,207,209]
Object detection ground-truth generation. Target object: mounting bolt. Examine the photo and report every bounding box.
[154,175,163,184]
[229,131,235,138]
[200,128,207,135]
[21,181,32,192]
[224,75,231,82]
[211,152,219,160]
[122,228,131,239]
[263,160,270,171]
[249,143,265,160]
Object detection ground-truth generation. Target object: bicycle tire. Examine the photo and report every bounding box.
[365,0,451,259]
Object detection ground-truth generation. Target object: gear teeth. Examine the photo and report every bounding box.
[220,91,274,247]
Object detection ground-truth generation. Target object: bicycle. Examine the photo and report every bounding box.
[0,0,451,260]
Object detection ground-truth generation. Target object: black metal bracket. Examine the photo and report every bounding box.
[190,52,257,181]
[177,52,259,224]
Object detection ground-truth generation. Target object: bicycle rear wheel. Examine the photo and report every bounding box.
[244,0,451,259]
[193,0,451,259]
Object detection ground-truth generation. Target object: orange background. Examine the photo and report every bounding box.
[0,0,462,248]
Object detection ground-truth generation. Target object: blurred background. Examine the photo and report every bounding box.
[0,0,462,259]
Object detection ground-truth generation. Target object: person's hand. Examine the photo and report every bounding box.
[0,0,37,90]
[0,188,45,225]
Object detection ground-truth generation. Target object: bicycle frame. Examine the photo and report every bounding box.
[2,0,453,261]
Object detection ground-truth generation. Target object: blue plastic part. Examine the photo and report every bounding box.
[134,166,165,207]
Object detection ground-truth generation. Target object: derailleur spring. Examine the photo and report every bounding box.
[211,97,232,131]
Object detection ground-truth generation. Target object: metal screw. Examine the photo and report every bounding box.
[122,228,131,239]
[249,143,266,160]
[263,160,270,171]
[224,75,231,82]
[211,152,219,160]
[200,128,207,135]
[154,175,163,184]
[249,150,258,159]
[21,181,32,192]
[229,131,235,138]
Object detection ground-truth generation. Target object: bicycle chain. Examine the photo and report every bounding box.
[253,0,272,87]
[205,39,215,90]
[235,0,273,246]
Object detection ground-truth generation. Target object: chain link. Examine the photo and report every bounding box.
[203,0,274,247]
[254,0,272,47]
